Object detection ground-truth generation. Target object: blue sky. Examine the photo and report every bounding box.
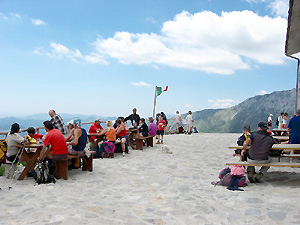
[0,0,297,119]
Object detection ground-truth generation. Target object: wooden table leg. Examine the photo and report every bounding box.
[18,150,41,180]
[128,132,135,149]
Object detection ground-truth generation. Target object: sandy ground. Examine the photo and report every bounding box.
[1,133,300,225]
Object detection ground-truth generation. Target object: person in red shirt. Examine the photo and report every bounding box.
[27,127,44,141]
[157,115,167,144]
[88,118,104,141]
[116,119,128,157]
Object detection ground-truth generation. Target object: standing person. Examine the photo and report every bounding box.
[267,114,273,130]
[186,111,194,135]
[148,117,157,136]
[157,115,166,144]
[116,119,129,156]
[288,110,300,162]
[124,108,140,127]
[39,121,69,178]
[277,112,284,129]
[241,122,276,183]
[282,112,290,129]
[5,123,25,178]
[174,111,182,131]
[48,109,68,136]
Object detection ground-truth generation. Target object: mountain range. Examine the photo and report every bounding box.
[0,88,296,134]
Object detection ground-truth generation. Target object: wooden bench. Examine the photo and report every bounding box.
[55,153,94,180]
[233,153,300,162]
[135,135,154,150]
[226,161,300,168]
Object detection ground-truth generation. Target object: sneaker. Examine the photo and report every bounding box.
[255,172,264,183]
[122,152,125,157]
[156,141,161,144]
[128,149,131,154]
[247,171,256,183]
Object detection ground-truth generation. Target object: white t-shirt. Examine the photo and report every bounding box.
[186,114,193,125]
[278,116,283,123]
[174,114,182,123]
[268,116,272,123]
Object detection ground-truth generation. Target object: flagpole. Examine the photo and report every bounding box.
[153,86,157,118]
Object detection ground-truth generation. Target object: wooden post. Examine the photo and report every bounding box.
[153,86,157,118]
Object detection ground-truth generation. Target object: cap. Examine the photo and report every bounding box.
[95,118,101,122]
[258,122,268,130]
[67,120,74,125]
[73,117,81,127]
[244,125,251,130]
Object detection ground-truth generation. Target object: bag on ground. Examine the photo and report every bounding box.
[211,167,246,187]
[35,161,55,184]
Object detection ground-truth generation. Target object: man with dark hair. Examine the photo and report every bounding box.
[124,108,140,127]
[48,109,68,136]
[241,122,276,183]
[40,120,68,169]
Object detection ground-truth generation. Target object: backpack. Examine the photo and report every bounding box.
[102,141,115,153]
[35,161,55,184]
[0,139,7,164]
[178,126,185,134]
[211,167,246,187]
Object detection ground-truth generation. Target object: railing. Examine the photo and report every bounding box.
[0,121,102,136]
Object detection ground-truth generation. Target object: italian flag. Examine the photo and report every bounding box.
[156,86,168,97]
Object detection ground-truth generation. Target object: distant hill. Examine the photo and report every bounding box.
[189,89,295,133]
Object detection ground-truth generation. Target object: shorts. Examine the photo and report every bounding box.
[52,153,68,160]
[282,124,286,129]
[267,122,272,127]
[157,130,164,135]
[120,135,129,145]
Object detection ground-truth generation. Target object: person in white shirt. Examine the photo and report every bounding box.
[174,111,182,131]
[186,111,194,135]
[277,112,284,129]
[267,114,273,129]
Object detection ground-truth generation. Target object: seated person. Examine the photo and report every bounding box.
[27,127,44,143]
[66,118,88,155]
[136,118,148,138]
[235,125,251,156]
[113,117,124,129]
[88,118,104,143]
[5,123,25,178]
[39,121,69,178]
[65,120,75,141]
[96,121,116,158]
[116,119,129,157]
[148,117,157,136]
[241,122,276,183]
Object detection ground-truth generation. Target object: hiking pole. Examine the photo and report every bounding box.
[7,137,28,190]
[0,137,28,190]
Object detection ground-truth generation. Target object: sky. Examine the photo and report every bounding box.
[0,0,298,119]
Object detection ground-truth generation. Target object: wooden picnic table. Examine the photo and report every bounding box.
[127,128,138,149]
[228,144,300,151]
[87,133,104,148]
[272,128,289,136]
[272,136,290,142]
[12,143,44,180]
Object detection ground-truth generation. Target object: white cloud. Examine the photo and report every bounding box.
[31,18,46,26]
[269,0,289,17]
[146,17,157,24]
[11,13,21,19]
[208,99,239,108]
[0,12,8,20]
[130,81,152,87]
[184,104,193,108]
[92,10,287,75]
[258,90,268,95]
